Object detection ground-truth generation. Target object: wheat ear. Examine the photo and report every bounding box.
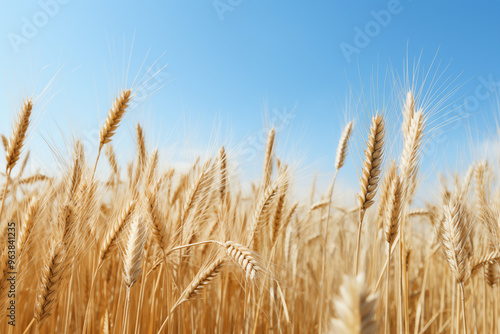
[34,241,68,325]
[250,180,280,250]
[157,257,224,333]
[18,173,49,185]
[399,109,424,203]
[475,161,499,240]
[335,121,354,171]
[384,174,403,246]
[180,257,224,303]
[0,99,33,219]
[17,194,39,258]
[145,177,170,255]
[132,123,147,186]
[219,146,228,203]
[0,135,7,151]
[401,91,415,140]
[93,89,131,176]
[471,250,500,274]
[105,144,118,176]
[330,274,378,334]
[67,140,84,203]
[262,128,275,189]
[122,219,147,288]
[224,241,262,280]
[271,169,289,245]
[439,188,470,333]
[144,148,159,189]
[440,191,470,285]
[6,98,33,173]
[99,199,136,263]
[355,114,384,274]
[357,114,385,214]
[377,161,397,220]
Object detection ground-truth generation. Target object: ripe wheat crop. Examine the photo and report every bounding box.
[0,83,499,334]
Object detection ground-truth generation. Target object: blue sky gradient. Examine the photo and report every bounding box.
[0,0,499,201]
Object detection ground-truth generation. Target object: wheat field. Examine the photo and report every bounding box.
[0,86,498,334]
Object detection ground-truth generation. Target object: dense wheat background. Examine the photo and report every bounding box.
[0,78,499,334]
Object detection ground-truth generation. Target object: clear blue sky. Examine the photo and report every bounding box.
[0,1,499,200]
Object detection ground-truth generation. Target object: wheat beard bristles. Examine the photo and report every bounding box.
[99,89,132,150]
[357,114,385,213]
[440,192,470,284]
[335,121,353,171]
[6,98,33,173]
[122,219,147,288]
